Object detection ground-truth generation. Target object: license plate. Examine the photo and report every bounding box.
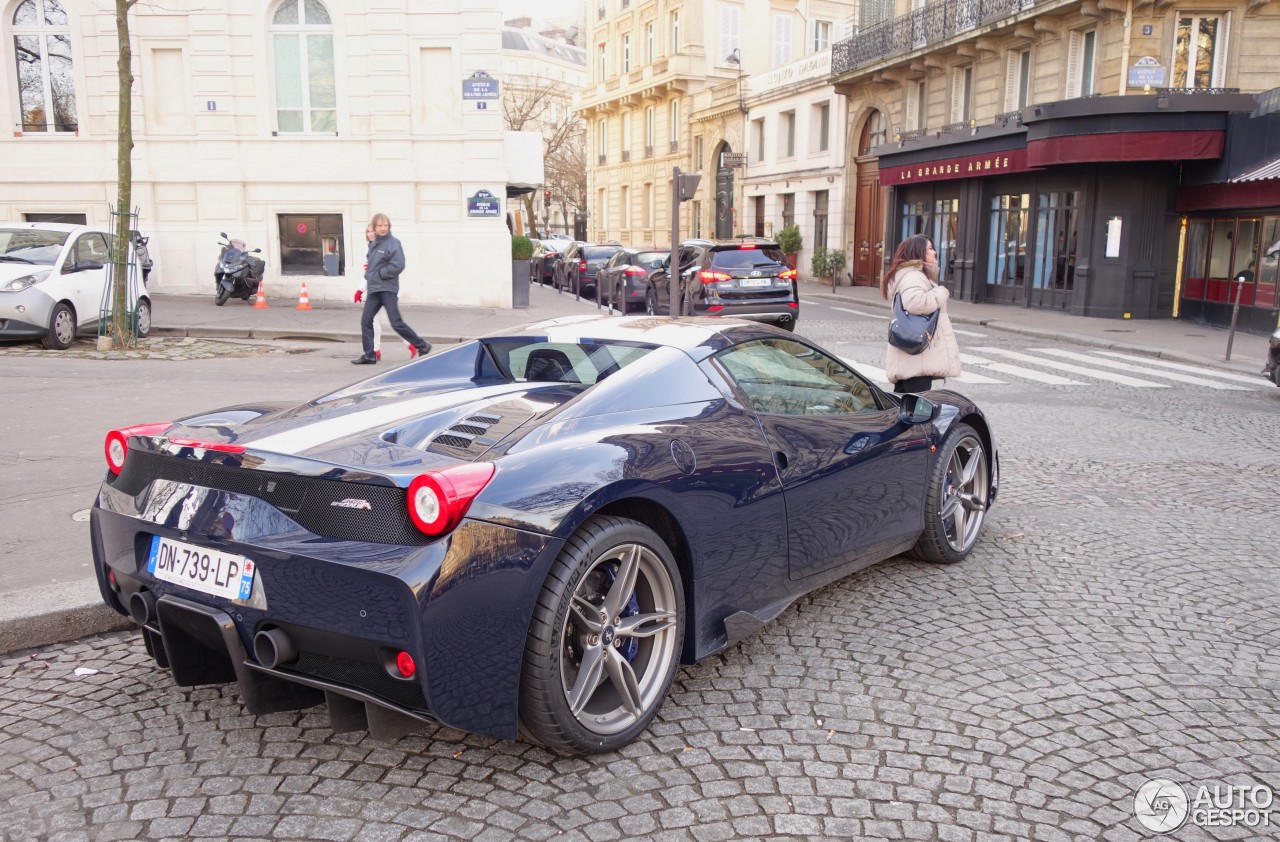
[739,277,771,287]
[146,535,256,601]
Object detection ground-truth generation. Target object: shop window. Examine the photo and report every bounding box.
[933,198,959,284]
[1032,192,1080,291]
[12,0,77,133]
[1258,217,1280,311]
[1184,217,1261,304]
[1172,13,1227,89]
[781,193,795,229]
[278,213,344,275]
[271,0,336,134]
[901,200,930,241]
[987,194,1030,286]
[753,196,765,237]
[1182,219,1210,300]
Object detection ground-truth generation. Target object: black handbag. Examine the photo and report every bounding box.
[887,293,940,355]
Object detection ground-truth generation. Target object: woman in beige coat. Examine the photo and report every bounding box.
[881,233,961,393]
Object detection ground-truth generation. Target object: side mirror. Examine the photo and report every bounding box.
[252,248,262,254]
[898,394,938,425]
[219,232,228,239]
[74,259,105,272]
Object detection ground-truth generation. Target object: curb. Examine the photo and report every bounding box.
[0,580,132,656]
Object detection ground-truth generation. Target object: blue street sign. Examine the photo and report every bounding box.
[467,189,501,218]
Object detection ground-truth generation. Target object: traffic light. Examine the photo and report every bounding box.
[544,188,551,202]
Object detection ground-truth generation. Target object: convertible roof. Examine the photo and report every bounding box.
[493,314,762,354]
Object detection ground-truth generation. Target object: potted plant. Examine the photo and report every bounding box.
[776,225,802,271]
[511,235,534,308]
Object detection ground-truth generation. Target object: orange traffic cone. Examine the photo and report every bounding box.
[252,282,268,309]
[295,280,312,311]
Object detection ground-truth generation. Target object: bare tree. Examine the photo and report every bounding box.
[503,73,586,238]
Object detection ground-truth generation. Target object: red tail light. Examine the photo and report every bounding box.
[407,462,496,536]
[738,243,759,249]
[623,266,647,276]
[707,305,724,312]
[699,271,731,284]
[578,259,588,271]
[104,422,173,475]
[778,268,797,280]
[788,302,799,308]
[395,650,416,678]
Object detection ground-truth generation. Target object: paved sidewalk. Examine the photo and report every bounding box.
[1,278,1274,656]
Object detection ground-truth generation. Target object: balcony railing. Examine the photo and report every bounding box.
[644,145,653,158]
[599,154,607,165]
[669,141,678,153]
[622,150,631,161]
[833,0,1036,75]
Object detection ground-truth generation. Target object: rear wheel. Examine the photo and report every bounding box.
[42,302,75,350]
[519,515,684,754]
[135,298,152,338]
[911,423,989,564]
[645,287,659,316]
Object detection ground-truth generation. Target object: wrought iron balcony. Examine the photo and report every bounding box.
[833,0,1037,76]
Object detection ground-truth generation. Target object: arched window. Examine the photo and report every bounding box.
[11,0,76,132]
[270,0,335,133]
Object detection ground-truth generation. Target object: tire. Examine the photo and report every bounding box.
[42,302,75,350]
[135,298,152,338]
[215,285,229,306]
[645,287,659,316]
[910,423,990,564]
[519,515,684,754]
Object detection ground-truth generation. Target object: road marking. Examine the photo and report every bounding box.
[969,347,1169,388]
[1092,350,1269,386]
[829,306,888,320]
[1029,348,1253,391]
[952,328,989,338]
[960,353,1085,385]
[841,357,1005,385]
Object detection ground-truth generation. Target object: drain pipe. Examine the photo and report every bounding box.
[1118,0,1134,97]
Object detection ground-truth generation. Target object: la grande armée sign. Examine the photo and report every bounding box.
[880,148,1033,186]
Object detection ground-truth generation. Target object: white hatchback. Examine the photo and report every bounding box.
[0,222,151,349]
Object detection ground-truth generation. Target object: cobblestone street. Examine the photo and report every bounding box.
[2,323,1278,841]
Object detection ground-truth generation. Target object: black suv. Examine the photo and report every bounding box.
[645,238,799,330]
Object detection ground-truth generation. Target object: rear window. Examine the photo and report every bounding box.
[585,246,622,260]
[483,339,657,386]
[710,246,786,270]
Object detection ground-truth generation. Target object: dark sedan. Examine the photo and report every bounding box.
[529,238,562,285]
[91,317,998,754]
[596,247,669,313]
[554,242,622,297]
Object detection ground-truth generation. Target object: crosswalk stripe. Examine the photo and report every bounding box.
[960,353,1085,385]
[951,328,990,338]
[841,357,1006,385]
[1030,348,1253,391]
[969,347,1169,388]
[830,306,887,320]
[1092,350,1269,386]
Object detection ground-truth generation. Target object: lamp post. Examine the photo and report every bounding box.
[724,47,746,239]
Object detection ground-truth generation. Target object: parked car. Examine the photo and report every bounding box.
[597,247,670,313]
[555,241,623,297]
[646,237,799,330]
[0,222,152,349]
[529,238,563,285]
[91,315,998,753]
[549,240,585,290]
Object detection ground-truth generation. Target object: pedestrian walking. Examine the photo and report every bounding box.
[354,223,383,361]
[353,213,432,365]
[881,233,961,393]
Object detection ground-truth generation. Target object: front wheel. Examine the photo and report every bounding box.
[215,285,230,306]
[42,302,75,350]
[519,515,684,754]
[645,287,659,317]
[911,423,990,564]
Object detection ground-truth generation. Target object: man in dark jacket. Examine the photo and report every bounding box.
[353,213,432,364]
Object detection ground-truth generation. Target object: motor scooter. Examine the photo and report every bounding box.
[214,233,265,306]
[1263,327,1280,387]
[131,231,153,284]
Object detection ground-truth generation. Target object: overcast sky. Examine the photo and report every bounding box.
[501,0,582,25]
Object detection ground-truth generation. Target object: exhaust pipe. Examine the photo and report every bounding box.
[253,627,298,669]
[128,590,156,626]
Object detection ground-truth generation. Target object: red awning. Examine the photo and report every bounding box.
[1027,130,1223,166]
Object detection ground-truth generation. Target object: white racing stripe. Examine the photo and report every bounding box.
[969,347,1168,388]
[247,383,528,455]
[1030,348,1252,391]
[960,353,1085,385]
[1093,351,1269,386]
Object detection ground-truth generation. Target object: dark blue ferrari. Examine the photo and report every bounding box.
[91,315,998,754]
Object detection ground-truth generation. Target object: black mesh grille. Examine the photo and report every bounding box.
[433,434,475,449]
[279,651,431,713]
[452,424,487,436]
[109,450,430,545]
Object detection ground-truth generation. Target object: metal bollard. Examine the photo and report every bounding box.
[1225,274,1247,361]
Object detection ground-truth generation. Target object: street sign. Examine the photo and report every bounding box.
[463,71,500,102]
[467,189,501,218]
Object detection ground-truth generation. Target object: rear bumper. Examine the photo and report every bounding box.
[91,480,561,740]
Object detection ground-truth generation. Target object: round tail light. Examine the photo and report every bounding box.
[395,651,416,678]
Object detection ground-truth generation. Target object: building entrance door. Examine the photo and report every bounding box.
[853,161,883,286]
[715,166,735,239]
